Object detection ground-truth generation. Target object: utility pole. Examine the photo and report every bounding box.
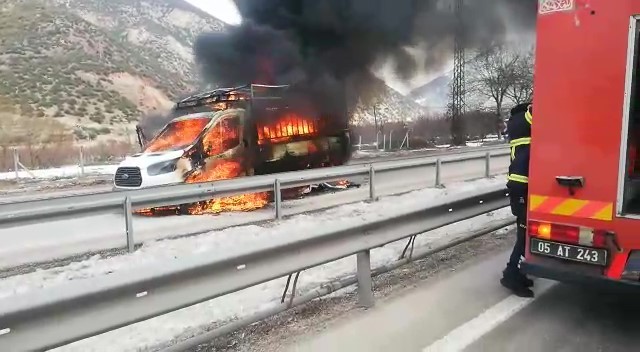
[373,105,378,132]
[451,0,466,145]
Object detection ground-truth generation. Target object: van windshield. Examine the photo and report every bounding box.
[145,115,212,153]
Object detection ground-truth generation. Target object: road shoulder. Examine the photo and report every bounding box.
[183,228,517,352]
[286,249,516,352]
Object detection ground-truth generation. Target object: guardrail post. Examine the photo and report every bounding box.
[79,146,85,177]
[484,152,491,178]
[369,165,377,202]
[274,179,283,220]
[358,135,362,151]
[435,158,442,187]
[124,196,135,253]
[357,250,374,308]
[13,148,19,181]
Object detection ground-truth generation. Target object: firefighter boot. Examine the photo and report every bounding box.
[500,266,534,298]
[519,272,534,288]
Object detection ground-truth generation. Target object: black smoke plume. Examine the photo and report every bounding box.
[141,0,537,139]
[194,0,537,110]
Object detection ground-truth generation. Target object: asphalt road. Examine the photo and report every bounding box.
[287,249,640,352]
[0,149,508,269]
[0,145,506,204]
[466,281,640,352]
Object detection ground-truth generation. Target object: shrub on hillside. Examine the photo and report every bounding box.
[86,129,97,140]
[89,112,104,123]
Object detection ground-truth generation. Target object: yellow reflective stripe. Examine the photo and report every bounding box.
[508,174,529,183]
[511,146,516,161]
[525,111,532,124]
[510,137,531,147]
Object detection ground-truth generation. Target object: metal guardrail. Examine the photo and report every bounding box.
[0,185,511,351]
[164,217,516,352]
[0,150,509,251]
[349,144,507,163]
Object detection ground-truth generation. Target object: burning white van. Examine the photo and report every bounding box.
[113,84,351,201]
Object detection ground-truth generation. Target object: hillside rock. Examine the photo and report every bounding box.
[0,0,225,145]
[0,0,430,144]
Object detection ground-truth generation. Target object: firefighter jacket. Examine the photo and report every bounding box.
[507,103,532,193]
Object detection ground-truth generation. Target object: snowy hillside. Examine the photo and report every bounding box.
[351,77,429,126]
[409,73,452,113]
[409,70,505,114]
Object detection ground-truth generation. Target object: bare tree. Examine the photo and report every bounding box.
[468,44,520,137]
[506,47,534,105]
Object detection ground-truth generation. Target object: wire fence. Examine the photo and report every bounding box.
[0,141,137,175]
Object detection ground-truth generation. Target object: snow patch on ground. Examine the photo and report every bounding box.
[0,178,510,351]
[467,135,501,147]
[0,165,118,181]
[352,148,439,158]
[0,145,497,182]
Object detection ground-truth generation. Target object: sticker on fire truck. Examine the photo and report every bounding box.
[538,0,574,15]
[529,195,613,221]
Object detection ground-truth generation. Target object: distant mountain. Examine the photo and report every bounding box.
[409,70,501,114]
[409,41,536,114]
[351,75,429,126]
[0,0,433,147]
[408,73,453,113]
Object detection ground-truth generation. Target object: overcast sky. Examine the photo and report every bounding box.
[184,0,242,25]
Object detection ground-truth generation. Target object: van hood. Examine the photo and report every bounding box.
[118,149,186,168]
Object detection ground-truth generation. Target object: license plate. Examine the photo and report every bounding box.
[530,238,608,266]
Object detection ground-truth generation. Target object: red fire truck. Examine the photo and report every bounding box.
[521,0,640,288]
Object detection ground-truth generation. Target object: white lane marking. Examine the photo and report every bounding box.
[422,280,555,352]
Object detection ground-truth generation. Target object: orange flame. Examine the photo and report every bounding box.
[184,117,268,214]
[207,93,245,110]
[186,160,269,215]
[138,113,269,216]
[145,118,210,153]
[210,102,231,110]
[227,92,244,101]
[257,113,319,145]
[200,118,240,156]
[136,109,323,216]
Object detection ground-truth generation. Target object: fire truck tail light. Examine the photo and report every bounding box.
[536,222,552,238]
[529,220,607,248]
[592,231,607,247]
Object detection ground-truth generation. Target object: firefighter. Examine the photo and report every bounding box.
[501,102,535,298]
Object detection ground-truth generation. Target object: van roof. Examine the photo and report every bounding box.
[170,112,216,123]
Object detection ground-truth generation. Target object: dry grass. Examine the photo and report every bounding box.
[0,140,136,171]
